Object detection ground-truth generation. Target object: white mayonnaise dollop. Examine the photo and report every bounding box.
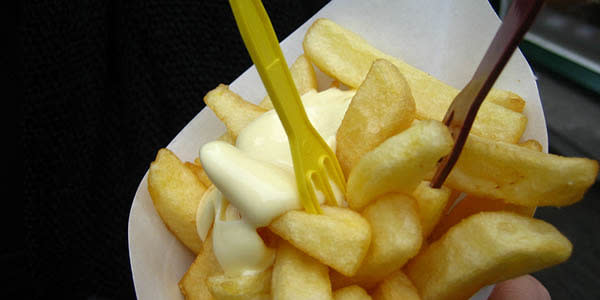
[197,88,355,275]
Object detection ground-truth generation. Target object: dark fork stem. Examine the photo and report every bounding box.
[430,0,545,189]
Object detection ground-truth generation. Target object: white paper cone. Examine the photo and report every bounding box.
[128,1,546,299]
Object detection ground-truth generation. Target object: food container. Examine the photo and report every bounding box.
[128,1,547,299]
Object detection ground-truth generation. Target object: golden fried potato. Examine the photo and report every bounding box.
[259,54,318,110]
[346,120,453,211]
[405,211,572,300]
[411,181,452,239]
[179,232,223,300]
[336,59,416,177]
[486,89,526,113]
[269,206,371,277]
[303,18,527,143]
[371,270,421,300]
[185,161,210,188]
[445,133,599,207]
[331,194,422,289]
[333,285,372,300]
[206,268,272,300]
[193,158,214,187]
[204,84,267,139]
[148,148,206,254]
[272,241,333,300]
[428,194,535,242]
[518,139,543,152]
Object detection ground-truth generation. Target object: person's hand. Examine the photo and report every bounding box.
[489,275,550,300]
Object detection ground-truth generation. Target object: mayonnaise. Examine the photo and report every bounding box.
[212,196,275,276]
[236,88,355,170]
[195,185,218,241]
[200,141,300,227]
[198,88,355,275]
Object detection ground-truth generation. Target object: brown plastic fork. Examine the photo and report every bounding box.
[430,0,544,188]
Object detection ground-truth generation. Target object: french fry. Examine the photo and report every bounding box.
[346,120,453,211]
[426,136,542,242]
[206,268,272,300]
[333,285,372,300]
[331,193,422,289]
[428,194,535,243]
[269,206,372,277]
[179,232,223,300]
[259,54,318,110]
[411,181,452,239]
[486,89,526,113]
[405,211,572,300]
[204,84,267,139]
[444,133,598,207]
[371,270,421,300]
[185,161,209,189]
[336,59,416,177]
[303,18,527,143]
[148,148,206,254]
[192,158,214,187]
[272,241,333,300]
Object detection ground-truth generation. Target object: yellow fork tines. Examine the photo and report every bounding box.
[229,0,346,214]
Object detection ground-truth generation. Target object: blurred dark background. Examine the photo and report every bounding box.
[22,0,599,299]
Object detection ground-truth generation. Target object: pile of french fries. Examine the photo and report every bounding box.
[147,18,598,300]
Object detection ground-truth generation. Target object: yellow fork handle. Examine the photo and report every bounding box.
[229,0,325,214]
[229,0,312,141]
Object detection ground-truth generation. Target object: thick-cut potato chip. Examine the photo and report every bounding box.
[346,120,453,211]
[411,181,452,238]
[269,206,371,277]
[405,211,572,300]
[179,233,223,300]
[259,54,318,110]
[206,268,272,300]
[204,84,267,139]
[304,18,527,143]
[272,241,333,300]
[148,148,206,254]
[333,285,372,300]
[331,193,422,289]
[336,59,416,177]
[371,270,421,300]
[428,194,535,242]
[444,133,599,207]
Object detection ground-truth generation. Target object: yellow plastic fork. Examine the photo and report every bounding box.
[229,0,346,214]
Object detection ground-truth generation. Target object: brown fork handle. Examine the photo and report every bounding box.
[430,0,544,189]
